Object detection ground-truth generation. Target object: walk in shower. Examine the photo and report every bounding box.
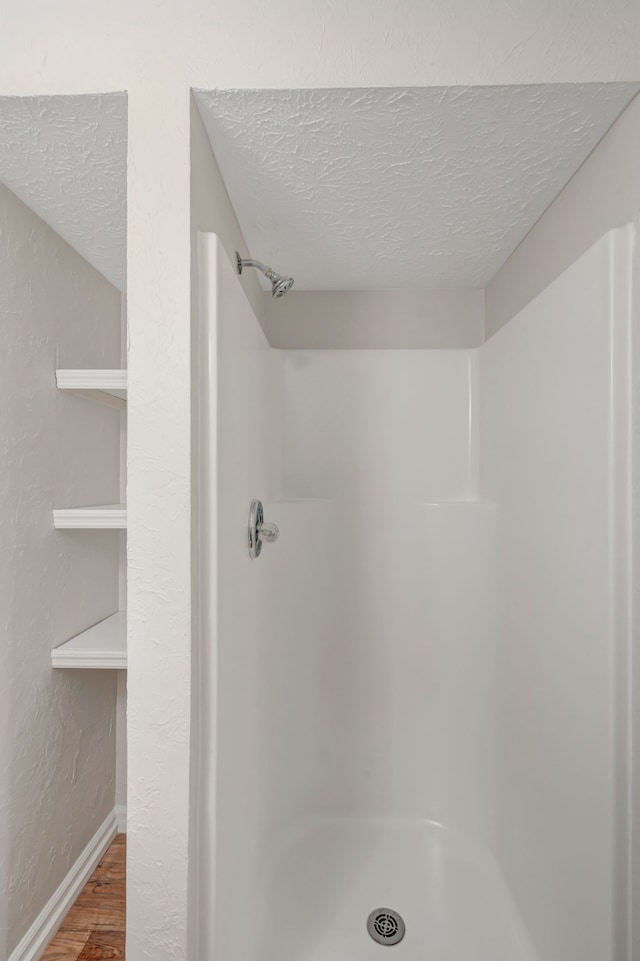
[193,86,636,961]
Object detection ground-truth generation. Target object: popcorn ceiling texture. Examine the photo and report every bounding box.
[0,183,121,958]
[0,94,127,291]
[196,84,638,289]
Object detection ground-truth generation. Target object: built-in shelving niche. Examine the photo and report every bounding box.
[53,370,127,670]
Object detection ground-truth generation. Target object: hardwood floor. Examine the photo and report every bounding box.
[42,834,126,960]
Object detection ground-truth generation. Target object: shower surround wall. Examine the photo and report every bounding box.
[480,229,633,961]
[201,237,521,961]
[198,236,332,959]
[201,226,631,961]
[272,355,518,961]
[0,183,121,958]
[281,351,496,837]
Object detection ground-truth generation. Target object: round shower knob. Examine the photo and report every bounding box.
[248,499,279,559]
[259,521,279,544]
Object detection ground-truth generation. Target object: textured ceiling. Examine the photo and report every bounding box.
[196,84,639,289]
[0,94,127,290]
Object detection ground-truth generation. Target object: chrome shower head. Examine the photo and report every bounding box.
[236,252,294,298]
[269,271,295,298]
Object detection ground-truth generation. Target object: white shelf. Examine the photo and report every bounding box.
[52,612,126,669]
[56,369,127,409]
[53,505,127,529]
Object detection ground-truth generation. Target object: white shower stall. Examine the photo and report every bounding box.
[196,220,633,961]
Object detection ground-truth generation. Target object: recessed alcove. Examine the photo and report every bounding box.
[190,83,639,961]
[0,91,128,961]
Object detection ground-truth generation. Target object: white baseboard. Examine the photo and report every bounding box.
[115,804,127,833]
[8,809,119,961]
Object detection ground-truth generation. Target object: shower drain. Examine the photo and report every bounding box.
[366,908,406,946]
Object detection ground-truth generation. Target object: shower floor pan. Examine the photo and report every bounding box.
[257,818,539,961]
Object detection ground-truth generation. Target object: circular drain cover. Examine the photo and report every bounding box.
[367,908,406,946]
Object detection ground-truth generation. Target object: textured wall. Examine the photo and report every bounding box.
[126,84,193,961]
[2,3,640,959]
[2,0,640,93]
[0,183,121,956]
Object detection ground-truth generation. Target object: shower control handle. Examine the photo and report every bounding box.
[248,499,279,559]
[259,521,279,544]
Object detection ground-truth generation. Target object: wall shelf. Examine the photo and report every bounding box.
[56,369,127,409]
[53,505,127,529]
[52,612,126,669]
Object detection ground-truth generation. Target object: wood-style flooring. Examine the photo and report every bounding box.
[42,834,126,960]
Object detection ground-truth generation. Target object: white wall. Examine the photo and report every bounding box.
[189,108,266,960]
[485,93,640,959]
[283,351,473,501]
[116,297,128,815]
[480,230,633,961]
[125,84,193,961]
[201,226,633,961]
[3,0,640,94]
[196,235,280,961]
[3,4,640,958]
[281,351,497,842]
[265,289,484,349]
[486,93,640,336]
[201,244,497,961]
[0,183,121,956]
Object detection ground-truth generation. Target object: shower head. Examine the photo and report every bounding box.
[269,271,295,298]
[236,252,294,298]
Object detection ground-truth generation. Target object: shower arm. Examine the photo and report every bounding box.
[236,251,294,298]
[236,255,277,281]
